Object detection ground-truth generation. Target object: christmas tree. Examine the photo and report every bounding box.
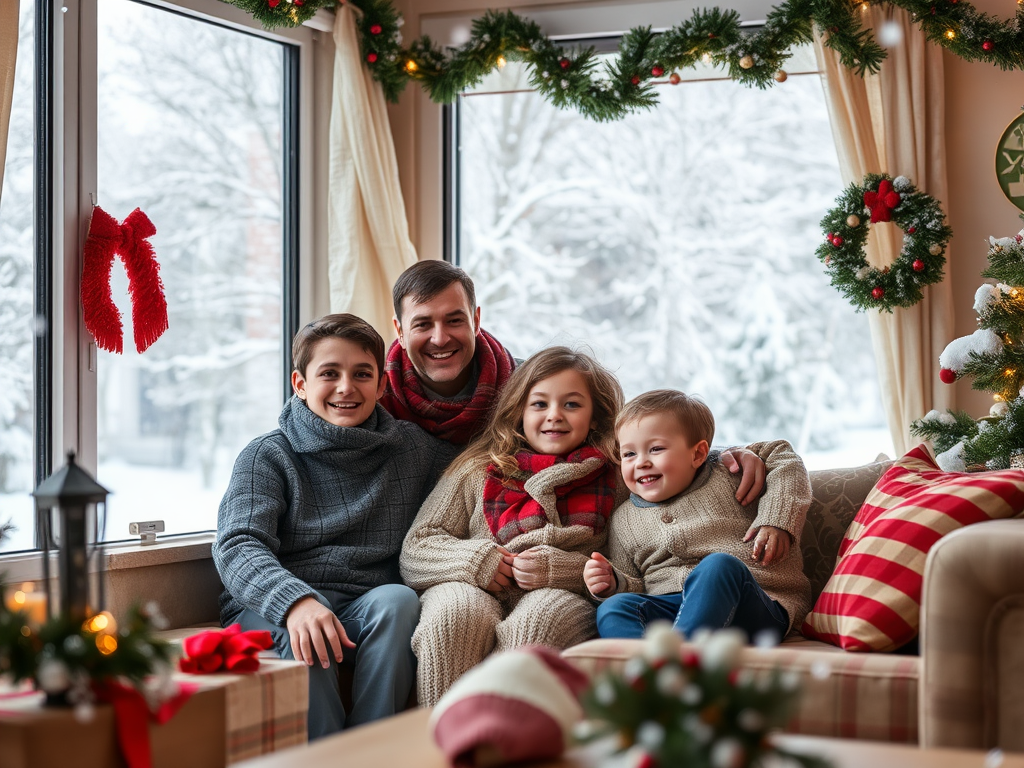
[911,222,1024,471]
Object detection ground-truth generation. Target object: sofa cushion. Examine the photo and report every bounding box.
[802,444,1024,652]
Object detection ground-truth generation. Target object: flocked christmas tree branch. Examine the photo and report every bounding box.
[223,0,1024,121]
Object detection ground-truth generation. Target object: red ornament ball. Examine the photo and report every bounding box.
[872,286,885,300]
[631,75,641,85]
[370,24,383,35]
[652,65,665,77]
[366,52,378,64]
[832,235,844,247]
[907,226,916,233]
[293,0,303,5]
[913,259,925,272]
[560,58,570,70]
[939,368,958,384]
[982,41,994,51]
[826,232,833,241]
[269,0,280,6]
[636,754,657,768]
[669,73,681,85]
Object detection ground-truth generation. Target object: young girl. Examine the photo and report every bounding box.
[400,346,626,705]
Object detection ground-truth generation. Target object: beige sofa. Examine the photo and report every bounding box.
[125,459,1024,753]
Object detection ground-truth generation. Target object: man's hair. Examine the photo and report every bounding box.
[292,313,385,379]
[616,389,715,446]
[392,260,476,323]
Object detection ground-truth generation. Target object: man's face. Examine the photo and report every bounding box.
[394,282,481,397]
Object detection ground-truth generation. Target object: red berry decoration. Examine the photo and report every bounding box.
[366,52,378,64]
[907,226,916,233]
[913,259,925,272]
[939,368,958,384]
[832,235,844,247]
[631,75,641,85]
[826,232,833,241]
[293,0,303,5]
[982,41,994,52]
[652,65,665,77]
[669,73,681,85]
[560,58,570,70]
[636,754,657,768]
[872,286,885,300]
[269,0,280,6]
[370,24,383,35]
[1016,234,1022,243]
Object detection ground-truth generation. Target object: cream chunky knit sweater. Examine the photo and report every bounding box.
[607,440,812,633]
[401,455,628,704]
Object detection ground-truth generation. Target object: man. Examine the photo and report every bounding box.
[379,260,766,501]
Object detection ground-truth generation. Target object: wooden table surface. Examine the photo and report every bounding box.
[236,708,1021,768]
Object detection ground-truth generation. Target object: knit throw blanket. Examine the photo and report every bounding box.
[379,328,515,445]
[482,447,618,545]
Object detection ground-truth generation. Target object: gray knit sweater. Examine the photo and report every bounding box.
[214,396,458,626]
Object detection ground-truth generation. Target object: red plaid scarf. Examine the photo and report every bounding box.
[482,446,618,545]
[379,328,515,445]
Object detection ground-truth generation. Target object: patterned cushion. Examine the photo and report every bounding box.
[802,445,1024,652]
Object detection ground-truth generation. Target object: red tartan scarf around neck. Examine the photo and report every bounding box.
[482,446,618,545]
[379,328,515,445]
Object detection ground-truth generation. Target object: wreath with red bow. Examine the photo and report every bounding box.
[816,173,952,312]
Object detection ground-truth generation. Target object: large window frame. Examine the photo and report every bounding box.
[4,0,326,575]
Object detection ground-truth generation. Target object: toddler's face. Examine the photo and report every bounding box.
[522,369,595,455]
[618,413,708,503]
[292,337,385,428]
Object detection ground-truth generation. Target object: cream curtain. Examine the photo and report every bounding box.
[0,0,20,204]
[814,9,954,455]
[328,3,417,340]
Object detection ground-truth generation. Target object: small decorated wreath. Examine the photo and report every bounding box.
[816,173,952,313]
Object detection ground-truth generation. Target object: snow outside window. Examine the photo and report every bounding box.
[94,1,286,542]
[455,44,895,469]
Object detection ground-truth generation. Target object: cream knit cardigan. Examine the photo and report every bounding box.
[607,440,813,633]
[401,454,628,704]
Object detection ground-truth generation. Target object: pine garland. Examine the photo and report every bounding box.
[221,0,1024,120]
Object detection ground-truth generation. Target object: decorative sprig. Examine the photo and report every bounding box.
[222,0,1024,120]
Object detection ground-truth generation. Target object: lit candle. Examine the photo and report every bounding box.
[4,583,48,624]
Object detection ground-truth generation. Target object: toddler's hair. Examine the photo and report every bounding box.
[451,346,624,477]
[616,389,715,447]
[292,313,385,379]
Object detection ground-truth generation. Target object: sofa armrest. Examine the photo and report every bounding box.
[920,519,1024,752]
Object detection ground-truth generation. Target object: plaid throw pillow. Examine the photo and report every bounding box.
[801,444,1024,651]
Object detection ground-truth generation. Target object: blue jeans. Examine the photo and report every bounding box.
[595,552,789,643]
[236,583,419,740]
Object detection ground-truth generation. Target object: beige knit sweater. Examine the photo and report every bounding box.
[606,440,812,633]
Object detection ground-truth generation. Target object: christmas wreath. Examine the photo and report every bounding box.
[816,173,952,313]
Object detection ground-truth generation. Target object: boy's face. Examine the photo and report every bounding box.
[291,337,385,428]
[618,413,709,503]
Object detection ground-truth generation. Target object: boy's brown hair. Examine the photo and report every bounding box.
[392,260,477,323]
[616,389,715,447]
[292,314,385,379]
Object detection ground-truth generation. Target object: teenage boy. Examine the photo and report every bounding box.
[213,314,457,740]
[584,389,812,643]
[381,260,769,502]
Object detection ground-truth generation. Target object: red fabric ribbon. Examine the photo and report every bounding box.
[178,624,274,675]
[93,679,197,768]
[81,205,168,354]
[863,179,901,223]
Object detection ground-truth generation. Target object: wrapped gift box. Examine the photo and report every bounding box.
[0,657,307,768]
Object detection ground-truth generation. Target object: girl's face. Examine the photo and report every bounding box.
[522,368,596,455]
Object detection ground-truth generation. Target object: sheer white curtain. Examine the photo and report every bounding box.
[814,9,954,455]
[327,3,418,340]
[0,0,20,204]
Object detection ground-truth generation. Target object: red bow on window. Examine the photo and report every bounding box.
[81,205,169,354]
[863,179,901,223]
[178,624,274,674]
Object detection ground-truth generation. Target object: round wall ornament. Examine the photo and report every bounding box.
[996,110,1024,213]
[816,173,952,312]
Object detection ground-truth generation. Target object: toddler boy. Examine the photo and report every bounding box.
[213,314,457,739]
[584,389,812,643]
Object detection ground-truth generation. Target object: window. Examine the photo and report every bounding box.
[0,0,315,556]
[453,43,894,469]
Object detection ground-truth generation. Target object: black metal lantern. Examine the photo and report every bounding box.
[32,450,109,623]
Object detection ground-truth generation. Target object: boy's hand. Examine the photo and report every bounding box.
[743,525,792,565]
[511,547,547,590]
[285,596,356,668]
[584,552,616,598]
[721,448,766,506]
[485,546,516,593]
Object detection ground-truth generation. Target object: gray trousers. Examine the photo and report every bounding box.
[236,583,419,740]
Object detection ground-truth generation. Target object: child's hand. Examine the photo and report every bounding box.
[285,596,356,668]
[584,552,616,598]
[721,448,767,506]
[743,525,792,565]
[485,546,516,593]
[511,547,547,590]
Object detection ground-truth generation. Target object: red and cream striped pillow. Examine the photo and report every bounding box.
[801,444,1024,651]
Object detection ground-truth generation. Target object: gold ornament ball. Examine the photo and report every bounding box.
[669,73,681,85]
[739,55,754,70]
[774,70,788,82]
[929,243,942,256]
[846,214,860,228]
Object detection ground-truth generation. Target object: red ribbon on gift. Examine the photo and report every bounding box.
[94,679,197,768]
[178,624,273,675]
